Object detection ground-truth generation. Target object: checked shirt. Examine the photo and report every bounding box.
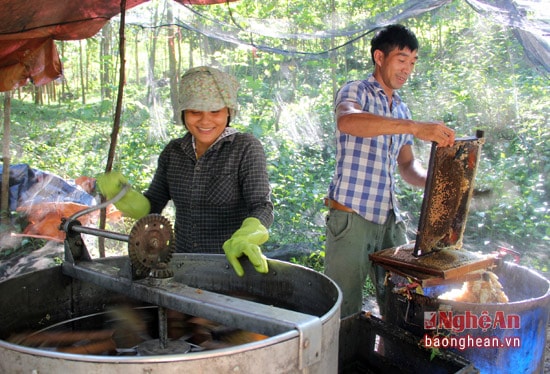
[145,128,273,253]
[327,74,414,224]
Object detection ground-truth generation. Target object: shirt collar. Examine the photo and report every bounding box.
[191,127,238,154]
[367,74,403,107]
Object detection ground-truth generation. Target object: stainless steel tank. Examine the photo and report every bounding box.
[0,254,341,373]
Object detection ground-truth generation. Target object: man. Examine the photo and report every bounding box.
[325,24,455,317]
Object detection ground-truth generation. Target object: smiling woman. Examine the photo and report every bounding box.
[138,66,274,277]
[184,109,230,158]
[177,66,239,157]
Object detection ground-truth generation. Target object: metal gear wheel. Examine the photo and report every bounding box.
[128,214,175,276]
[149,262,174,279]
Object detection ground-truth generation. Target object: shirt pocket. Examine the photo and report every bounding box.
[207,172,239,206]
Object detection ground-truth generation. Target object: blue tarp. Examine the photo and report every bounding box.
[0,164,95,211]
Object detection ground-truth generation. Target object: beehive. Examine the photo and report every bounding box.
[414,134,485,256]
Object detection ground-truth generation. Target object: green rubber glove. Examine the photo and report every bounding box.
[223,217,269,277]
[96,171,150,220]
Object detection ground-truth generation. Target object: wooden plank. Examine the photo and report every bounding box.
[370,243,497,280]
[380,265,491,287]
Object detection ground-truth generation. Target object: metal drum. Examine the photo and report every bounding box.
[384,261,550,374]
[0,254,341,373]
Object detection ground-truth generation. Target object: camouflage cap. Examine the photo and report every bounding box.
[179,66,239,116]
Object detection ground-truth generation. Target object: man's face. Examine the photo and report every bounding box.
[374,47,418,93]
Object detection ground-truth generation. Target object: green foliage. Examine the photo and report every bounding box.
[290,249,325,272]
[1,0,548,269]
[363,277,376,298]
[266,137,332,247]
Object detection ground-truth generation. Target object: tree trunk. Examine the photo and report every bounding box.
[167,5,179,123]
[146,5,160,107]
[1,91,11,224]
[33,85,42,105]
[134,33,140,85]
[100,23,113,101]
[60,42,67,103]
[329,0,338,98]
[188,33,194,68]
[79,40,86,104]
[85,39,90,98]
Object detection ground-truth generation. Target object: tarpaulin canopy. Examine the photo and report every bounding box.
[179,0,549,72]
[0,0,235,92]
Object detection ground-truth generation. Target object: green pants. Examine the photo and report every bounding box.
[324,209,407,317]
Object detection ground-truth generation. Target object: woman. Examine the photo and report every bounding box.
[97,66,273,277]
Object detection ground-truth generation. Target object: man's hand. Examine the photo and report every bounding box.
[412,121,455,147]
[223,217,269,277]
[96,172,150,220]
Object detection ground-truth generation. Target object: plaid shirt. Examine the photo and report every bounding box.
[328,74,414,224]
[145,128,273,253]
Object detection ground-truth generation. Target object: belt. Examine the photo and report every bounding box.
[324,198,355,213]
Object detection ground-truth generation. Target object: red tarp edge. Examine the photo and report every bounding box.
[0,0,236,92]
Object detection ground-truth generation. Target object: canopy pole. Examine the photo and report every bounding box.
[99,0,127,257]
[1,91,11,225]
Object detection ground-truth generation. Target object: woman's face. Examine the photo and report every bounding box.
[184,107,229,154]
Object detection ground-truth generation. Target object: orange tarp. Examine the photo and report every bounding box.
[0,39,62,92]
[0,0,236,92]
[16,202,122,242]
